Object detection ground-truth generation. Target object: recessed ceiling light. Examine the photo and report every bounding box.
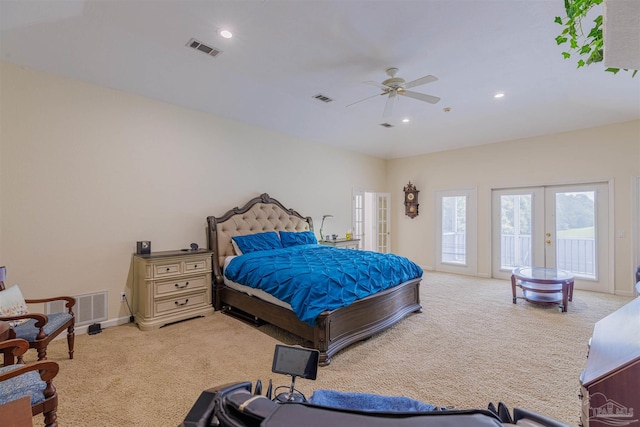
[402,118,410,123]
[219,29,233,39]
[494,92,505,99]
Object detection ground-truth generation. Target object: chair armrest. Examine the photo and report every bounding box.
[0,312,48,327]
[0,338,29,353]
[0,361,58,380]
[25,295,76,309]
[0,338,29,365]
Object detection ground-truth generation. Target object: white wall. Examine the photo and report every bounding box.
[388,120,640,296]
[0,62,387,321]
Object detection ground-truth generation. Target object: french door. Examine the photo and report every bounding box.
[352,191,390,252]
[492,183,611,292]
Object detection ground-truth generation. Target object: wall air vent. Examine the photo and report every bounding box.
[313,94,334,103]
[45,291,108,326]
[186,38,222,58]
[379,123,394,128]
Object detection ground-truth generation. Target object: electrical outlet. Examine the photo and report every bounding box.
[120,292,126,302]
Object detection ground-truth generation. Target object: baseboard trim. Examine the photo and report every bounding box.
[52,315,133,339]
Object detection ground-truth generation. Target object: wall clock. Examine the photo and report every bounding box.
[403,182,419,219]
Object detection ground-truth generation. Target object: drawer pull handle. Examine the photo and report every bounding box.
[194,264,199,268]
[175,299,189,306]
[166,268,170,271]
[175,282,189,289]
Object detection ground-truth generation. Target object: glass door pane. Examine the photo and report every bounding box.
[437,188,477,275]
[500,194,533,269]
[377,193,390,253]
[441,195,466,264]
[352,191,364,244]
[553,191,597,278]
[492,188,543,280]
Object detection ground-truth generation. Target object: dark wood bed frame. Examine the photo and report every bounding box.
[207,193,422,366]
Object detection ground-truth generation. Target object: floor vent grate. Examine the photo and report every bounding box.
[45,291,108,326]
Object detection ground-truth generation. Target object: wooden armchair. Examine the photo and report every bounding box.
[0,337,60,427]
[0,266,76,361]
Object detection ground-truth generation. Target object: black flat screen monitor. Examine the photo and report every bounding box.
[271,345,319,380]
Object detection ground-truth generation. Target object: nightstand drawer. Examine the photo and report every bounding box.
[155,276,207,296]
[154,262,181,277]
[155,291,208,315]
[185,259,208,272]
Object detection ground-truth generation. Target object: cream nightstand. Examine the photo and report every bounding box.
[319,238,360,250]
[133,249,213,331]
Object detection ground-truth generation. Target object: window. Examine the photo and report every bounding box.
[436,189,477,275]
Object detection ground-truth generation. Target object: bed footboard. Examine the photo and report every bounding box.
[219,278,421,366]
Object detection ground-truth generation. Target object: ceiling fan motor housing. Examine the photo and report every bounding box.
[382,77,405,88]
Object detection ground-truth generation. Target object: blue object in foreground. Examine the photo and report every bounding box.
[309,389,436,412]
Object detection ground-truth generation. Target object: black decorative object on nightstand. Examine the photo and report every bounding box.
[136,241,151,255]
[403,182,419,219]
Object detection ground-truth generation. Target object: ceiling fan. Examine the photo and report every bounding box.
[347,67,440,117]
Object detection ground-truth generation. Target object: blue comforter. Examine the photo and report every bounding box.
[224,245,423,326]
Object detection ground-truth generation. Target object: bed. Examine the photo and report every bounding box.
[206,193,423,365]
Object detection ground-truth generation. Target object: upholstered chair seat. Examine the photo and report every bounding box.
[0,364,48,405]
[12,312,73,343]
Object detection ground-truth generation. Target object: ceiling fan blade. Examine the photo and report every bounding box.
[345,92,384,108]
[400,90,440,104]
[404,75,438,89]
[363,80,390,90]
[383,90,397,117]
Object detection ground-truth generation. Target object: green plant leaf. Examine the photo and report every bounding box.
[556,36,568,45]
[562,52,571,59]
[554,16,563,24]
[577,59,585,68]
[605,68,620,74]
[579,45,592,55]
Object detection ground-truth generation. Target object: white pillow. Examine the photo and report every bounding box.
[231,239,243,255]
[0,284,30,326]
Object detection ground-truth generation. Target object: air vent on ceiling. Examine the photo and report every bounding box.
[186,38,222,58]
[379,123,394,128]
[313,94,334,103]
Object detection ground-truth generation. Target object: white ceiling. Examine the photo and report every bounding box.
[1,0,639,159]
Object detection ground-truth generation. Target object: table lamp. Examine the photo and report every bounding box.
[319,215,333,240]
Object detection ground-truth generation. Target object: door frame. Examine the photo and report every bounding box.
[435,188,478,275]
[491,181,614,293]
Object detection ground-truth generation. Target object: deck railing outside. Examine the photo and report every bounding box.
[500,234,595,276]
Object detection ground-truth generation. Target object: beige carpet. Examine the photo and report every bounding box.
[29,272,631,426]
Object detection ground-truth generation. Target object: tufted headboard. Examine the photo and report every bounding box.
[207,193,313,286]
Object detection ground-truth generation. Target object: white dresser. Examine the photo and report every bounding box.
[133,249,213,331]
